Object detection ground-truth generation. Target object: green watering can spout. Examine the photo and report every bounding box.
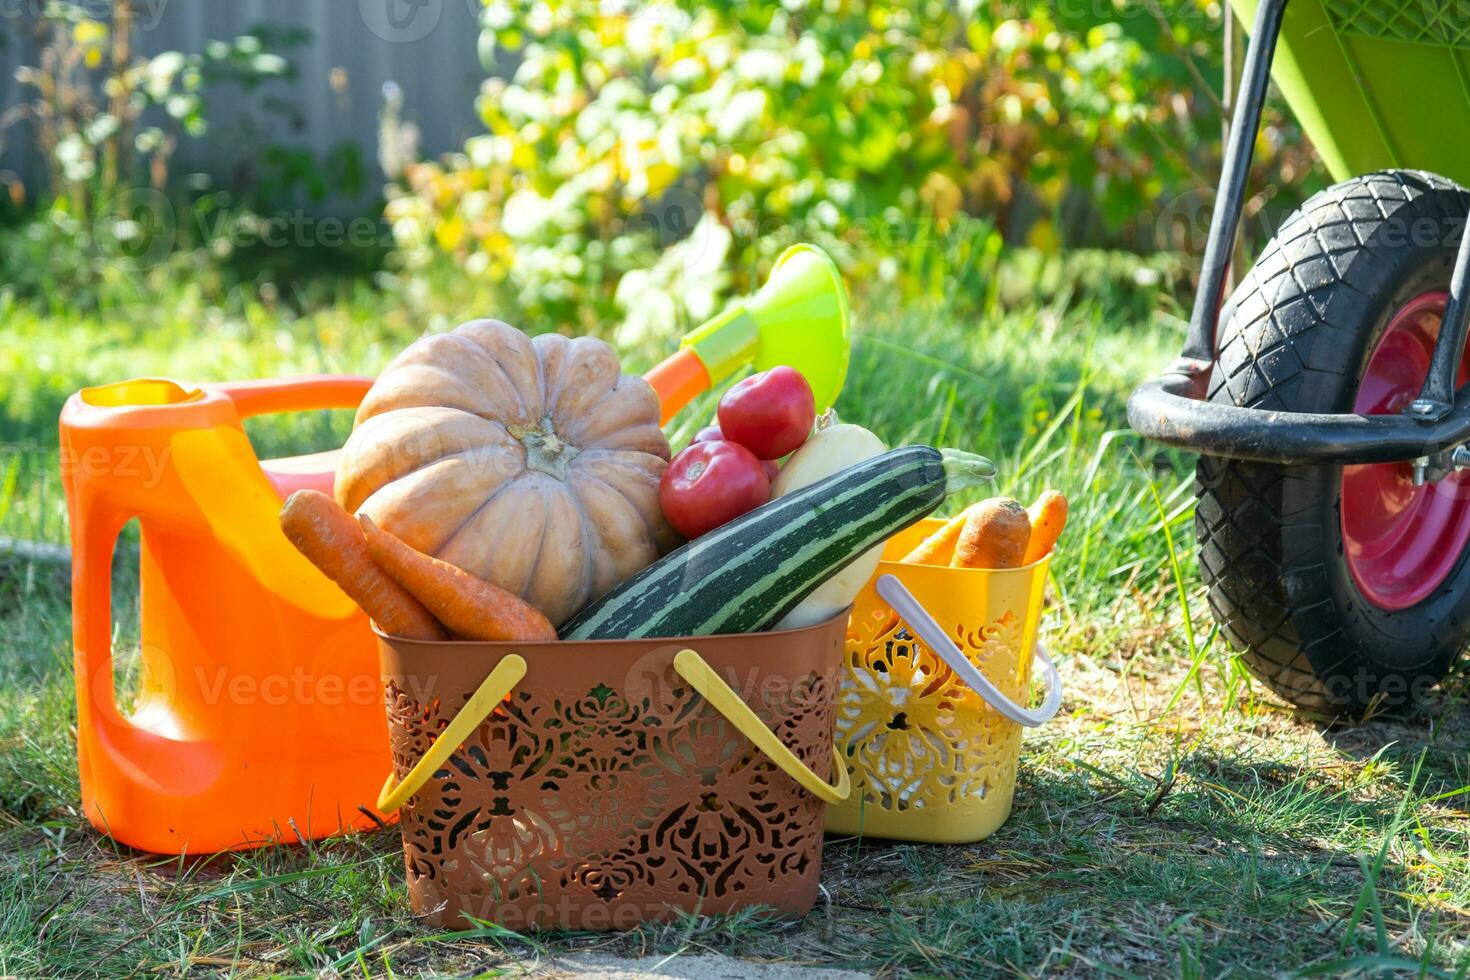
[643,243,852,423]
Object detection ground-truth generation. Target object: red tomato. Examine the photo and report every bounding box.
[692,424,777,479]
[717,366,816,460]
[692,425,724,444]
[660,440,771,539]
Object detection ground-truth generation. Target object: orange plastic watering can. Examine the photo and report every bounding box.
[56,353,760,855]
[61,375,384,853]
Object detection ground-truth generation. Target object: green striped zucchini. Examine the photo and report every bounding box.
[559,445,995,640]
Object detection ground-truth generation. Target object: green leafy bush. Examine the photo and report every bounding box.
[0,5,365,310]
[385,0,1314,347]
[3,4,300,215]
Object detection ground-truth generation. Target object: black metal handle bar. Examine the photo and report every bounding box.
[1129,359,1470,464]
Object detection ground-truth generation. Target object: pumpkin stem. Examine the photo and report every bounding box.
[514,416,580,479]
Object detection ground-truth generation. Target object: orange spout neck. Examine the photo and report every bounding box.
[644,348,712,425]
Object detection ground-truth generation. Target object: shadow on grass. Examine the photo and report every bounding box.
[1316,681,1470,808]
[811,745,1424,974]
[3,663,1467,976]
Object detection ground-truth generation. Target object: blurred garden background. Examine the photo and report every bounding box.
[2,2,1468,977]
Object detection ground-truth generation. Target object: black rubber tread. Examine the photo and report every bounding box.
[1196,170,1470,713]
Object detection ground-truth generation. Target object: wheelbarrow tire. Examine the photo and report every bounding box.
[1197,170,1470,715]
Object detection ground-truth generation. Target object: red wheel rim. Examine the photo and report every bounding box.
[1341,291,1470,610]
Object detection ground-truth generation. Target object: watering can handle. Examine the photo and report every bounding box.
[211,375,373,419]
[71,496,142,733]
[875,574,1062,728]
[377,649,850,813]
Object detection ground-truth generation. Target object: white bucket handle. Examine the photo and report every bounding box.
[875,574,1062,728]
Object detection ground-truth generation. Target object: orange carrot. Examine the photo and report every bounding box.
[901,504,975,565]
[279,490,447,640]
[1022,489,1068,564]
[952,497,1031,569]
[359,516,557,642]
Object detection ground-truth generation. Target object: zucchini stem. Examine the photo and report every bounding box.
[940,447,997,495]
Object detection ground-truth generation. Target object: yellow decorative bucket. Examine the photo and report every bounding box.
[827,518,1061,844]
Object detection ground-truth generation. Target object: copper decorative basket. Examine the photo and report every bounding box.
[373,614,850,931]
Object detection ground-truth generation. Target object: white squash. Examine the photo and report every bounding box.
[771,416,888,630]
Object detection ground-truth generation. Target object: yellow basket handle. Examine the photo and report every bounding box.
[376,654,528,814]
[876,574,1062,728]
[673,648,851,804]
[376,649,849,812]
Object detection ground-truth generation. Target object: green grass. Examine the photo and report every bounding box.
[1,256,1468,977]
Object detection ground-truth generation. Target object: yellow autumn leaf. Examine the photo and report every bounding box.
[1027,218,1060,253]
[645,162,680,197]
[1035,175,1067,206]
[74,20,108,46]
[920,171,962,221]
[435,214,465,252]
[511,142,537,171]
[482,231,512,257]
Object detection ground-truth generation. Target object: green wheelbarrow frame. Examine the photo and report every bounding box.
[1233,0,1470,188]
[1129,0,1470,465]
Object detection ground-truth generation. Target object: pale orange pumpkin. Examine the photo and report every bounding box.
[336,319,679,626]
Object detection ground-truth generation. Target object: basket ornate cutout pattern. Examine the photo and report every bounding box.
[383,658,837,931]
[1324,0,1470,49]
[838,603,1030,814]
